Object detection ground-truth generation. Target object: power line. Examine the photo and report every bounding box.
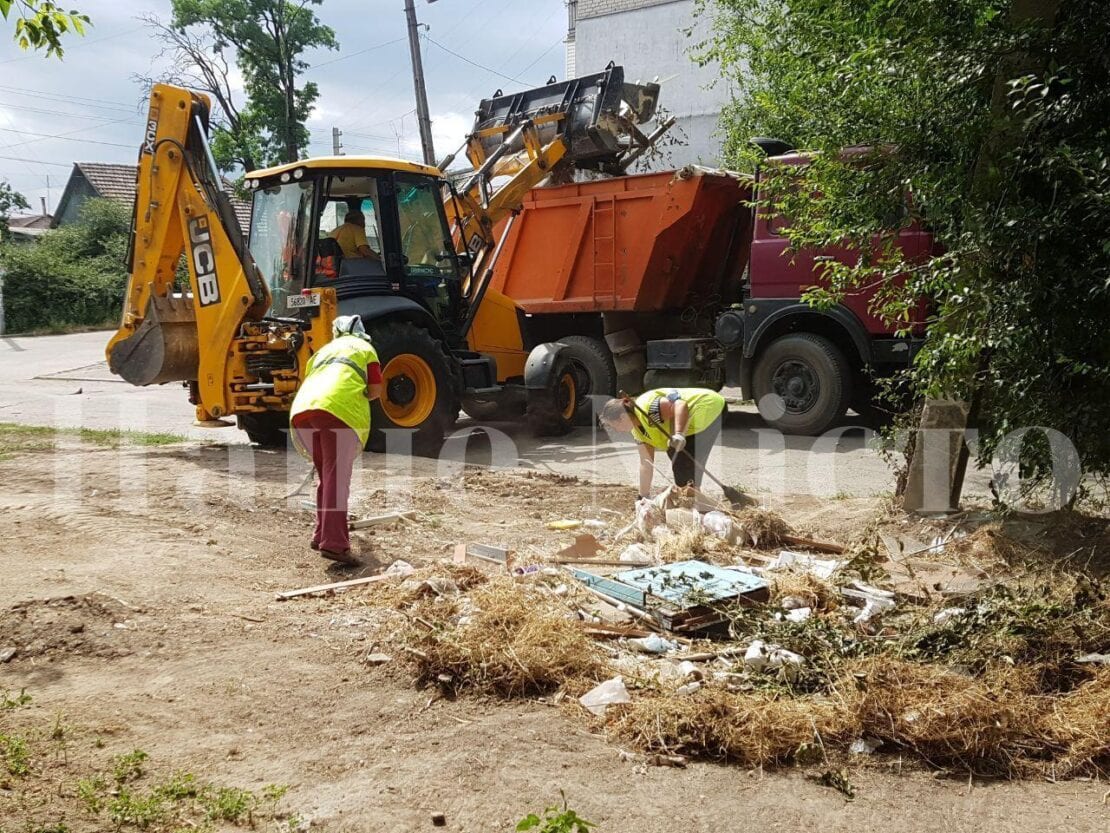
[0,125,134,149]
[0,25,144,65]
[0,99,142,125]
[307,36,407,70]
[0,83,138,114]
[422,34,538,87]
[0,155,72,168]
[516,36,565,78]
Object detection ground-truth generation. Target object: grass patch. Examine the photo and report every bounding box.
[0,423,185,459]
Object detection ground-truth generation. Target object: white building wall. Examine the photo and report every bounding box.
[573,0,732,168]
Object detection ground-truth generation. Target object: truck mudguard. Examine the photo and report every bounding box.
[524,342,569,391]
[744,301,872,365]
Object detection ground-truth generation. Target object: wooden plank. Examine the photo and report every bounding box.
[781,534,847,555]
[349,510,416,530]
[275,572,397,600]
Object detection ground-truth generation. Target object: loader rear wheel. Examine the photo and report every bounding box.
[558,335,617,425]
[526,360,577,437]
[367,321,459,453]
[238,411,289,448]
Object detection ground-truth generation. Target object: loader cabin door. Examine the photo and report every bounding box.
[248,178,317,315]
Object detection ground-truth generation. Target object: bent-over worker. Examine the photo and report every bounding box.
[600,388,727,500]
[290,315,382,564]
[329,210,380,261]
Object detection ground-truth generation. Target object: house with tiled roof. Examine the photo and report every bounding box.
[5,212,53,243]
[53,162,252,232]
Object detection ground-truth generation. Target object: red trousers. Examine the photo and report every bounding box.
[292,409,362,554]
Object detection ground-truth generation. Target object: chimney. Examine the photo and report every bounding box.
[41,196,48,216]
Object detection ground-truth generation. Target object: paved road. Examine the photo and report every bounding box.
[0,330,995,498]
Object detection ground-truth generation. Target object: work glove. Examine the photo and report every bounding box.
[669,433,687,454]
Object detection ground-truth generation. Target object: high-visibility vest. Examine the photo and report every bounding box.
[632,388,726,451]
[290,334,380,449]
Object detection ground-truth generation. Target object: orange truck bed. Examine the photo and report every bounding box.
[487,169,752,314]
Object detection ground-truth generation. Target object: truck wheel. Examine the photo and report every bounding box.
[752,334,851,435]
[366,321,459,453]
[238,411,289,448]
[558,335,617,425]
[526,356,578,436]
[461,393,525,422]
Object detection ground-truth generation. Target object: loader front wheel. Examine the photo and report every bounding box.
[238,411,289,448]
[367,321,459,453]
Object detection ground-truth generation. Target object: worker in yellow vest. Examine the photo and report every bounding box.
[290,315,382,565]
[600,388,727,500]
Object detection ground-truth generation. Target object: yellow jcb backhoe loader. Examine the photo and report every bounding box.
[107,66,661,449]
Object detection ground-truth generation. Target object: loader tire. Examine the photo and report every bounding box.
[367,321,459,454]
[752,333,851,435]
[558,335,617,426]
[238,411,289,448]
[526,354,577,437]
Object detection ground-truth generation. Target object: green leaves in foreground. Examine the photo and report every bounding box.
[517,793,596,833]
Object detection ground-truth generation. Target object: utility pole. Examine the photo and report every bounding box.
[403,0,437,166]
[331,127,344,156]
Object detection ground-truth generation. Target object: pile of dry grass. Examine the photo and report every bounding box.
[945,524,1041,569]
[401,578,604,697]
[842,658,1047,775]
[735,508,791,549]
[366,564,490,609]
[1039,668,1110,777]
[609,689,852,767]
[658,527,714,563]
[770,570,838,612]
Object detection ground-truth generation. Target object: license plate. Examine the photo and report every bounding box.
[287,292,321,309]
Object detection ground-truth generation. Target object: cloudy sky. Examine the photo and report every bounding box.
[0,0,568,214]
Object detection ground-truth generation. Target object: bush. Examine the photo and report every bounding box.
[0,198,130,334]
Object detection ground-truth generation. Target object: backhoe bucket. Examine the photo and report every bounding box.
[470,65,661,170]
[108,294,199,386]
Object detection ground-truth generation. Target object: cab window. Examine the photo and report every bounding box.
[317,175,386,280]
[249,180,315,313]
[395,173,453,278]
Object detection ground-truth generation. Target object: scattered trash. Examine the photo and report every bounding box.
[546,519,583,531]
[785,606,812,623]
[618,543,654,565]
[627,634,678,654]
[1075,653,1110,666]
[349,510,416,530]
[453,543,513,568]
[580,676,632,716]
[647,753,688,768]
[554,533,604,562]
[384,560,416,578]
[933,607,967,625]
[701,510,738,543]
[843,581,896,624]
[676,660,701,679]
[665,507,701,531]
[675,681,701,695]
[773,551,842,581]
[849,737,880,756]
[780,595,808,610]
[0,647,15,663]
[364,652,392,665]
[743,639,804,673]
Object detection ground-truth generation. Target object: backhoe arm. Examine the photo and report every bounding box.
[107,84,335,423]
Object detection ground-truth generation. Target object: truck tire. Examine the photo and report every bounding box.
[526,355,578,437]
[461,394,525,422]
[366,321,459,453]
[238,411,289,448]
[558,335,617,425]
[752,333,851,435]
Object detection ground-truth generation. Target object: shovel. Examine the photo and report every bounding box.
[619,392,749,507]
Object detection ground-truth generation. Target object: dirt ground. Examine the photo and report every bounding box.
[1,438,1107,832]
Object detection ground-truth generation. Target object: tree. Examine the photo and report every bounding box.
[1,0,88,57]
[137,14,263,173]
[0,179,29,241]
[701,0,1110,501]
[0,198,130,333]
[170,0,337,166]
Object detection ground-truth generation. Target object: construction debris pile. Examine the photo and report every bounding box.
[284,488,1109,779]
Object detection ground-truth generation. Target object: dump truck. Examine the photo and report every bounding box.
[478,150,932,435]
[106,66,666,448]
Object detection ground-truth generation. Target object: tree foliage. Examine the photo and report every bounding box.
[0,199,130,333]
[169,0,337,168]
[0,0,88,57]
[701,0,1110,482]
[0,179,29,239]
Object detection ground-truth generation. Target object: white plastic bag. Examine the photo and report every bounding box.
[579,676,632,716]
[701,510,738,543]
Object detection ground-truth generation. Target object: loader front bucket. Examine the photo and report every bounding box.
[107,294,199,386]
[470,65,661,171]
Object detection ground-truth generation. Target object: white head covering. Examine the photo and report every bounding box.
[333,314,370,341]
